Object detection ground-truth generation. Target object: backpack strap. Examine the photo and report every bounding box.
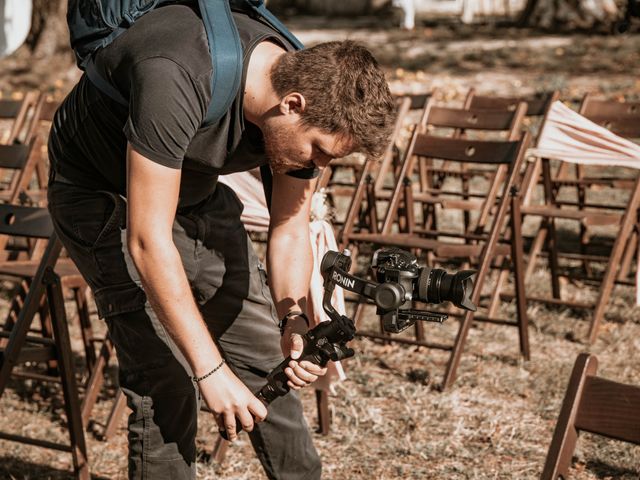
[86,59,128,107]
[260,164,273,211]
[199,0,244,126]
[247,2,304,50]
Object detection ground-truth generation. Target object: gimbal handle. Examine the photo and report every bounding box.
[219,313,356,440]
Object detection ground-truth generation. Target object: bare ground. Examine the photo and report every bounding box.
[1,18,640,480]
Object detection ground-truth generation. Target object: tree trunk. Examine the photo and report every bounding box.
[26,0,70,59]
[518,0,620,29]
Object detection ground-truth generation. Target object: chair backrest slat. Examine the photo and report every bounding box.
[428,106,519,131]
[575,376,640,444]
[413,135,520,165]
[581,97,640,117]
[580,94,640,138]
[0,143,32,170]
[39,101,59,123]
[468,92,558,117]
[583,114,640,138]
[407,93,430,110]
[0,205,53,239]
[0,100,23,119]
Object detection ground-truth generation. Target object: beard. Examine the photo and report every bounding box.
[262,122,310,174]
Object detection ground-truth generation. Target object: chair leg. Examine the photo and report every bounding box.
[487,259,509,319]
[525,223,548,280]
[38,298,59,374]
[74,286,97,374]
[576,164,593,277]
[45,268,90,480]
[542,160,562,299]
[413,319,425,342]
[442,310,474,390]
[541,353,597,480]
[81,336,115,427]
[316,389,331,435]
[510,195,530,360]
[0,237,62,397]
[588,179,640,343]
[211,436,230,464]
[0,279,29,348]
[617,228,637,281]
[104,389,128,441]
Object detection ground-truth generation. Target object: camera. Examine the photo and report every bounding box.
[321,247,476,333]
[371,247,476,312]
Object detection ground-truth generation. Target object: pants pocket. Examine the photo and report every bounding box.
[49,183,146,316]
[257,262,279,328]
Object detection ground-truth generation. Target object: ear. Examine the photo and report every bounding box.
[278,92,306,115]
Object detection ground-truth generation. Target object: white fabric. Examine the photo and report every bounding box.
[218,171,270,233]
[218,171,347,389]
[528,100,640,304]
[307,219,347,389]
[0,0,32,59]
[392,0,416,29]
[528,101,640,168]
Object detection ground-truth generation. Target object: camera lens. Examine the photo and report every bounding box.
[417,267,477,311]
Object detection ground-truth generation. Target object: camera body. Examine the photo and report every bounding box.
[372,247,476,313]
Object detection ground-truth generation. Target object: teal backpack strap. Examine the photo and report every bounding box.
[248,2,304,50]
[199,0,244,126]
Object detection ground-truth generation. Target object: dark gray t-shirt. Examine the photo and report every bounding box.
[49,4,315,207]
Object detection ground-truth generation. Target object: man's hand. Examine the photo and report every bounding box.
[198,364,268,442]
[280,315,328,390]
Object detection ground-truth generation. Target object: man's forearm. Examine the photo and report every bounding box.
[128,237,222,376]
[267,227,313,319]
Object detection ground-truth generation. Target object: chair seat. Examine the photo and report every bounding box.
[0,258,82,280]
[0,189,47,203]
[522,205,622,226]
[347,232,511,257]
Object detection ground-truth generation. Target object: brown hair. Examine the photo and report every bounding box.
[270,41,396,158]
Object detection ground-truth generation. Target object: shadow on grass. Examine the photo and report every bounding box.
[0,456,110,479]
[585,458,639,479]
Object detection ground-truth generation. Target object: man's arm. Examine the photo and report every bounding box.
[267,172,327,389]
[126,145,267,440]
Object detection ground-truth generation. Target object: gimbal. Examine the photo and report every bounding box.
[220,248,475,439]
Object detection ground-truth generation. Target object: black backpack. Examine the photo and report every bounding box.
[67,0,304,126]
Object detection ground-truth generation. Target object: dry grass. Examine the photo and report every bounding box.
[2,308,640,480]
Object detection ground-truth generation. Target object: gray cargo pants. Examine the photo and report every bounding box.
[47,175,322,480]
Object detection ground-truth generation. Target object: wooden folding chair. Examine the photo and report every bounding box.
[462,90,560,315]
[342,97,527,340]
[520,96,640,344]
[318,93,431,227]
[0,212,121,441]
[541,352,640,479]
[341,97,532,388]
[0,95,54,206]
[0,204,89,479]
[0,92,41,146]
[339,93,518,252]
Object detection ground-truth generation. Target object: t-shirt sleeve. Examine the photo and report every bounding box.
[124,57,207,168]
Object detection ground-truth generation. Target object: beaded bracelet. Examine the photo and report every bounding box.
[192,359,226,383]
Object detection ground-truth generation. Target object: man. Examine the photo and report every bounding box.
[48,3,395,479]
